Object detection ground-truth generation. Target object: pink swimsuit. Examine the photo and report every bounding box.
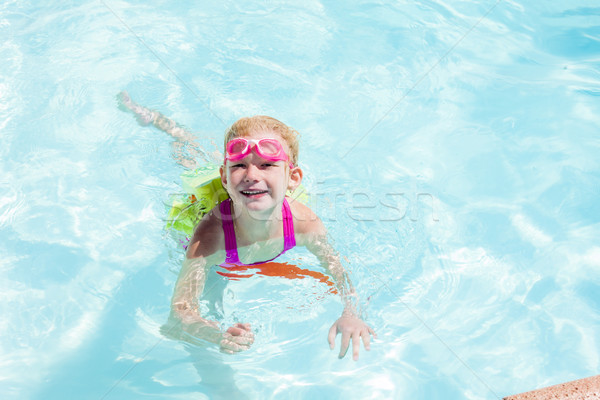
[219,198,296,265]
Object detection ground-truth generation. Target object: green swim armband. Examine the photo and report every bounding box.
[165,164,309,236]
[166,165,228,236]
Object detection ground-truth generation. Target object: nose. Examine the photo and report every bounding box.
[244,163,260,181]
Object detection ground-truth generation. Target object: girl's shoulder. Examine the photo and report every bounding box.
[289,199,327,237]
[185,208,226,261]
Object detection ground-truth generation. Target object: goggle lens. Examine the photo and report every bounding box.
[255,139,281,156]
[228,139,250,155]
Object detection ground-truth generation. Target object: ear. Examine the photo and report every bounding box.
[287,166,303,192]
[220,164,227,186]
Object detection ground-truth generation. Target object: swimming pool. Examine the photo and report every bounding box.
[1,1,599,399]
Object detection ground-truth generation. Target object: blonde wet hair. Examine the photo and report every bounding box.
[224,115,300,166]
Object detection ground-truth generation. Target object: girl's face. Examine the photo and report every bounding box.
[220,130,298,214]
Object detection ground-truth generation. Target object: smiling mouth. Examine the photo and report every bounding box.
[241,190,269,196]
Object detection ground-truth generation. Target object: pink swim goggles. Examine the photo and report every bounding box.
[224,138,293,168]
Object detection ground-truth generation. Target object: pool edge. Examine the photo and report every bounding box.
[503,375,600,400]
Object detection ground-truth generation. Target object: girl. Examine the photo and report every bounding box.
[119,92,375,360]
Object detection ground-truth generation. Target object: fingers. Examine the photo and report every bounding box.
[362,330,371,351]
[221,323,254,354]
[220,338,250,353]
[369,326,377,337]
[352,331,362,361]
[341,331,364,360]
[237,323,252,332]
[223,331,254,345]
[328,324,338,350]
[338,331,351,359]
[330,321,377,361]
[220,332,254,353]
[362,326,375,351]
[226,326,244,336]
[227,323,252,337]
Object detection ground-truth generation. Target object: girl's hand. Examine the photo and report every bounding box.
[328,315,376,361]
[220,323,255,354]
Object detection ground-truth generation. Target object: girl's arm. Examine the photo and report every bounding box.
[298,214,376,361]
[306,233,359,313]
[161,255,254,354]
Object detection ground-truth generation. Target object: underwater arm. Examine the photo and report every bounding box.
[308,234,358,312]
[305,231,377,361]
[161,256,254,353]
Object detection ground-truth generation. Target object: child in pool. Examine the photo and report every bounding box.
[119,92,376,360]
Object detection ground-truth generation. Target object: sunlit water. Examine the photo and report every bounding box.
[1,1,599,399]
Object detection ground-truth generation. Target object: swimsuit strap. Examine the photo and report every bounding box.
[282,197,296,252]
[220,198,296,266]
[220,199,240,264]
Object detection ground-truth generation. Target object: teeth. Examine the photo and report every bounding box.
[242,190,267,195]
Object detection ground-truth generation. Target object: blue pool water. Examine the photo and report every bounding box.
[1,1,599,399]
